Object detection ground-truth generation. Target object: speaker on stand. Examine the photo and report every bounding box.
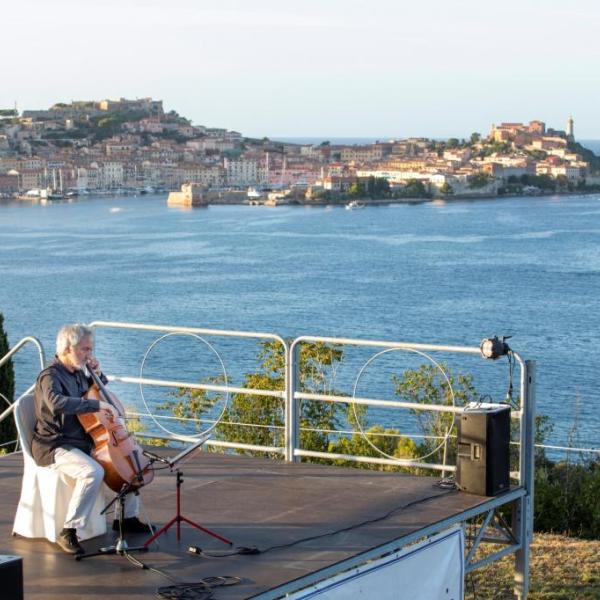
[456,403,510,496]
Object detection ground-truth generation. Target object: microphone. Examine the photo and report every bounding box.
[142,450,172,465]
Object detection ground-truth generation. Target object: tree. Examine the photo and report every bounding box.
[439,182,454,195]
[525,148,547,161]
[402,179,428,198]
[392,364,478,464]
[167,341,427,471]
[0,313,16,448]
[366,176,390,198]
[347,182,364,198]
[330,424,419,471]
[470,132,481,145]
[467,171,491,189]
[168,341,346,455]
[218,342,286,449]
[520,174,554,191]
[555,174,569,190]
[434,141,447,156]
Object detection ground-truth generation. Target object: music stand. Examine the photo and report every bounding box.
[142,433,233,547]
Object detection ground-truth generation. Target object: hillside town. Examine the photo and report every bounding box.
[0,97,598,204]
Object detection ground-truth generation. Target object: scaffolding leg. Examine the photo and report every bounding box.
[514,360,535,600]
[513,496,530,599]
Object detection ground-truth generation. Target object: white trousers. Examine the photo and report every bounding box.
[53,447,139,530]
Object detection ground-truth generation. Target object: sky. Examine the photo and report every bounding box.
[2,0,600,139]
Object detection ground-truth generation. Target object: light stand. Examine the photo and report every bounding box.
[143,469,232,547]
[142,437,233,548]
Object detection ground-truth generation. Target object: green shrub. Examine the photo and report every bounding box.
[0,313,16,448]
[534,457,600,539]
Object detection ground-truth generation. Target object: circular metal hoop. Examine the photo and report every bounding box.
[139,331,230,440]
[351,347,456,463]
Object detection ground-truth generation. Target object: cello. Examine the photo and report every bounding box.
[78,364,154,493]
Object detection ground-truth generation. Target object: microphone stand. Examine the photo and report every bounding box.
[76,456,161,561]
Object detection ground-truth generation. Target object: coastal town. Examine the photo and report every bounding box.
[0,97,598,205]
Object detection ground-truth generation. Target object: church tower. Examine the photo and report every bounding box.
[566,116,574,141]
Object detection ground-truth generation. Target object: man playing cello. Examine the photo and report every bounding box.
[32,323,152,555]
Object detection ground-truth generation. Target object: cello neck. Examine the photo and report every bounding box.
[86,363,114,407]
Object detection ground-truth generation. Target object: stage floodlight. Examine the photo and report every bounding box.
[480,336,511,360]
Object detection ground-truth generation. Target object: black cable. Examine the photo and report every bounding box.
[190,487,455,558]
[155,585,211,600]
[436,475,458,490]
[156,577,241,600]
[122,545,241,600]
[188,545,260,558]
[506,351,518,410]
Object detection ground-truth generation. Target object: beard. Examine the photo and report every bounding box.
[72,356,88,372]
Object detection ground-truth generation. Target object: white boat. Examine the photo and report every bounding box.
[345,200,365,210]
[18,188,46,200]
[16,188,63,201]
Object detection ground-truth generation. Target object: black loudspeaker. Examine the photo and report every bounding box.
[456,404,510,496]
[0,556,23,600]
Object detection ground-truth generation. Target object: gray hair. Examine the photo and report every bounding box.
[56,323,94,355]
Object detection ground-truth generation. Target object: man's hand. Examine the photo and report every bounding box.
[87,356,101,374]
[98,400,116,416]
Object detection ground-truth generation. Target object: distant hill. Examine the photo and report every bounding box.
[580,139,600,156]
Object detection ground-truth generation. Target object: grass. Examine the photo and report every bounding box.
[465,533,600,599]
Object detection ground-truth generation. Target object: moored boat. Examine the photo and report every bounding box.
[345,200,365,210]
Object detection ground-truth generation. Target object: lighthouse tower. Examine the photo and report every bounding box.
[566,116,574,141]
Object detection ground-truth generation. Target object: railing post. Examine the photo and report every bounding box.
[286,340,300,462]
[441,436,449,479]
[514,360,536,600]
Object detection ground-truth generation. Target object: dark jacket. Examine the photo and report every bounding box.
[31,358,104,466]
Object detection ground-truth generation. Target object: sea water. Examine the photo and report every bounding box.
[1,193,599,452]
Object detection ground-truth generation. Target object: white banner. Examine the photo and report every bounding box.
[288,525,464,600]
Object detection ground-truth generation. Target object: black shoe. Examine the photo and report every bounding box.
[112,517,153,534]
[57,528,84,555]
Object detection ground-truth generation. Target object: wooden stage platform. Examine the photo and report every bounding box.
[1,449,492,599]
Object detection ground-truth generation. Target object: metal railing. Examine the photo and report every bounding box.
[88,320,290,454]
[84,322,533,477]
[288,335,531,478]
[0,336,45,429]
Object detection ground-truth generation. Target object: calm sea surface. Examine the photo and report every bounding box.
[1,193,599,452]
